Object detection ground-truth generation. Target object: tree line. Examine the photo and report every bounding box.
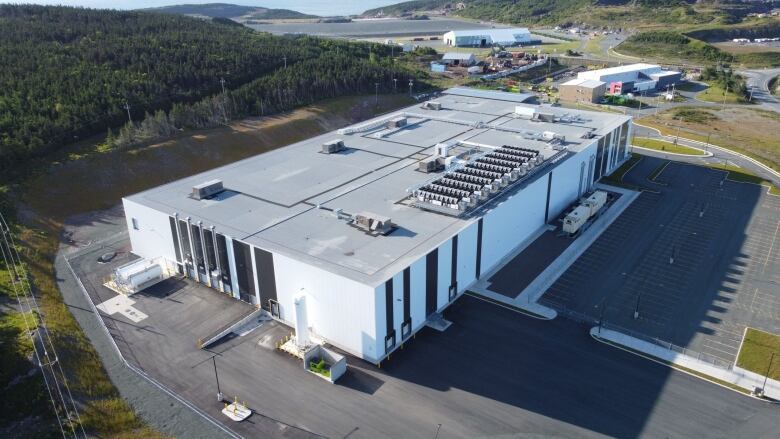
[0,5,423,175]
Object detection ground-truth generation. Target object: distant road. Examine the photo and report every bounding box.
[740,67,780,113]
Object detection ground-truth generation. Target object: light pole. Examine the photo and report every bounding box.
[761,352,776,394]
[408,79,414,97]
[393,78,397,94]
[634,292,641,319]
[212,355,223,402]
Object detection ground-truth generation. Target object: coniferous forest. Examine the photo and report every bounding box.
[0,5,425,173]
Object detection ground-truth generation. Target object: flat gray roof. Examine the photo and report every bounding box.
[127,88,630,286]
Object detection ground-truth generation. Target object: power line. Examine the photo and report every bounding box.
[0,212,86,438]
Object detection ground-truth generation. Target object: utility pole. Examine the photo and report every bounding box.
[123,101,132,123]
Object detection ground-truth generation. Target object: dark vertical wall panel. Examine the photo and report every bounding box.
[232,241,255,301]
[425,249,438,316]
[450,235,458,287]
[385,279,394,334]
[403,268,411,322]
[190,224,205,274]
[476,219,483,279]
[168,217,181,263]
[178,220,192,263]
[215,234,231,285]
[204,229,216,272]
[544,172,553,222]
[254,247,277,309]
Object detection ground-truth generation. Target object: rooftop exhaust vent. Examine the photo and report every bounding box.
[192,179,224,200]
[532,112,556,123]
[387,117,407,128]
[422,101,442,110]
[322,139,346,154]
[352,212,395,236]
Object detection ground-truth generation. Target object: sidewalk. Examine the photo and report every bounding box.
[591,327,780,401]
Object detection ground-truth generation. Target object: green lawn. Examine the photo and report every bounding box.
[737,328,780,381]
[697,82,749,104]
[708,163,780,195]
[632,137,705,155]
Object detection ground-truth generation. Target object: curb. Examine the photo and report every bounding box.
[632,123,780,181]
[631,144,712,158]
[589,328,780,405]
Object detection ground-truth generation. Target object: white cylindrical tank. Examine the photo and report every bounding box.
[295,294,310,348]
[126,264,162,289]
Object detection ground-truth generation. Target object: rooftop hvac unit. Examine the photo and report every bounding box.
[514,106,536,118]
[580,129,596,139]
[422,101,442,110]
[192,179,224,200]
[532,112,556,123]
[353,212,394,235]
[322,139,346,154]
[387,116,408,128]
[419,157,444,173]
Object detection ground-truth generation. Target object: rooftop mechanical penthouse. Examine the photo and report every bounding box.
[122,88,632,364]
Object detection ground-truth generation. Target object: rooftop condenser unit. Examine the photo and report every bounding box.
[192,179,224,200]
[322,139,346,154]
[353,212,394,236]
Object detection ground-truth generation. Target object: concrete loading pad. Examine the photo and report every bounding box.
[540,156,780,366]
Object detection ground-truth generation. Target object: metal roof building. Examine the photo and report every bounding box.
[577,63,682,92]
[443,27,536,47]
[123,88,632,364]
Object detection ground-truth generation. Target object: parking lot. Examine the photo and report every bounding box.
[67,233,779,438]
[540,155,780,365]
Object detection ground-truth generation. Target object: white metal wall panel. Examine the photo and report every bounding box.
[409,257,427,331]
[436,239,453,311]
[392,272,404,337]
[480,176,547,272]
[272,253,379,361]
[123,198,176,262]
[549,147,596,219]
[456,223,478,292]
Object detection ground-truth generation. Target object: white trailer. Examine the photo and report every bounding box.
[563,205,591,234]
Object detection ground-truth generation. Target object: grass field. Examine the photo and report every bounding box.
[736,328,780,381]
[2,93,414,436]
[632,137,705,155]
[696,82,749,104]
[636,106,780,172]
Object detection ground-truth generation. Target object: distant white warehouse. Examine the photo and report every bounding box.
[123,88,631,365]
[577,63,682,93]
[443,27,539,47]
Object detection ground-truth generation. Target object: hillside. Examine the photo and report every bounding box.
[616,30,780,67]
[0,5,416,176]
[144,3,316,19]
[362,0,772,27]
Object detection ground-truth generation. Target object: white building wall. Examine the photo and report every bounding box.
[456,222,478,291]
[549,146,596,220]
[409,257,427,332]
[436,238,453,311]
[272,253,379,362]
[480,174,548,272]
[123,198,176,262]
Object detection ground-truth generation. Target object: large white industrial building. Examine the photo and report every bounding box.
[123,88,632,364]
[443,28,538,47]
[577,63,682,93]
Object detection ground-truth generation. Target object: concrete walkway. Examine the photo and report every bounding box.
[471,183,640,317]
[591,327,780,401]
